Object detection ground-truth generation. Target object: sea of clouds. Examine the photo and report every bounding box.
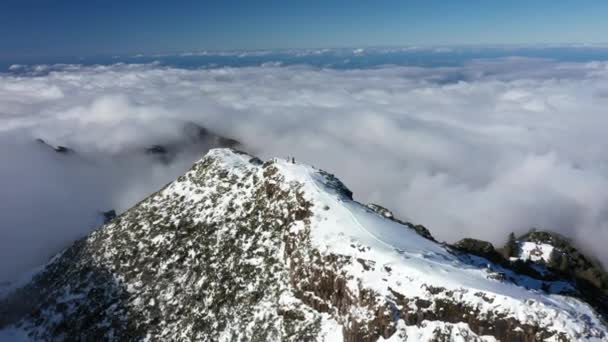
[1,57,608,281]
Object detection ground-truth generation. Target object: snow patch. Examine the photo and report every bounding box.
[518,241,555,263]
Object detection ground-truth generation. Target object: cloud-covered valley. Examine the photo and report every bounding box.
[2,58,608,281]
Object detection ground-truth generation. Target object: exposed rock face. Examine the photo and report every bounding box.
[453,239,504,264]
[102,209,117,224]
[365,203,434,242]
[1,149,606,341]
[366,204,394,219]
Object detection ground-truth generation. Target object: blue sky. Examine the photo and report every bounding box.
[1,0,607,58]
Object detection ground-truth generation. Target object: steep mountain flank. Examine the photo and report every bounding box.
[1,149,606,341]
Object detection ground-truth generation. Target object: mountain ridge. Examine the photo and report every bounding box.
[1,148,606,341]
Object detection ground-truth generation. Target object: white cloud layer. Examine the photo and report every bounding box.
[2,58,608,281]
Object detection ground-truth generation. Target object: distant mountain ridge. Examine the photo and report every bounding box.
[0,149,606,341]
[34,122,240,163]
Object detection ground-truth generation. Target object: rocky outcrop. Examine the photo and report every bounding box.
[453,238,504,264]
[102,209,117,224]
[35,138,74,154]
[365,203,434,242]
[504,230,608,320]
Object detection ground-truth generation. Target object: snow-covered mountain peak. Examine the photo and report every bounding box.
[1,148,606,341]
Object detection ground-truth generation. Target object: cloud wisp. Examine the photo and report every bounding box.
[1,58,608,281]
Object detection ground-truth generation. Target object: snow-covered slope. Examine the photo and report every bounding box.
[1,149,606,341]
